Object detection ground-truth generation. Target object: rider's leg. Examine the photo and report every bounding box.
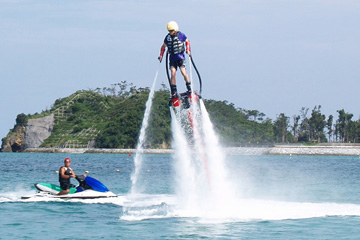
[170,66,178,98]
[180,66,191,94]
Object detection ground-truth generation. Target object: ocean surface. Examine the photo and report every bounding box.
[1,152,360,239]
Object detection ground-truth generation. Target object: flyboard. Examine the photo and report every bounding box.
[165,51,202,109]
[164,51,211,187]
[21,175,116,199]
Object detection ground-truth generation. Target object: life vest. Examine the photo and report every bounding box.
[166,32,185,55]
[59,166,73,183]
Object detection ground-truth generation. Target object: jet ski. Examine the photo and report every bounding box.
[21,175,116,199]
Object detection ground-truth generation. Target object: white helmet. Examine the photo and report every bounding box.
[167,21,179,32]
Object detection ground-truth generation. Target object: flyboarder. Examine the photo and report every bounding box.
[158,21,192,106]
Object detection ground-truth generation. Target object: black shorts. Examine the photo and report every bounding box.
[169,60,186,70]
[60,182,71,190]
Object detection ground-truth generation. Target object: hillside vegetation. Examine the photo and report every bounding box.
[4,82,359,151]
[40,83,172,149]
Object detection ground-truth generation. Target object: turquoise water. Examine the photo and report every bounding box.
[1,153,360,239]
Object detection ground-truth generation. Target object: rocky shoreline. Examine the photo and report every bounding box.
[227,146,360,156]
[20,145,360,156]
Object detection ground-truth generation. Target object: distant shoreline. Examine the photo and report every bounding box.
[22,148,171,154]
[18,145,360,156]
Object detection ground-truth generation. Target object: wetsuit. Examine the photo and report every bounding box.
[59,166,73,190]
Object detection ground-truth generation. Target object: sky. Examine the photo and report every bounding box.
[1,0,360,139]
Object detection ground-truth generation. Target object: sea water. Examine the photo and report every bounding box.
[1,152,360,239]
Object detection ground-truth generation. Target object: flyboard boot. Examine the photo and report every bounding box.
[186,82,200,105]
[171,94,180,107]
[168,83,201,109]
[170,84,180,107]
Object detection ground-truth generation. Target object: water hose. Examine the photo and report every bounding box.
[165,51,202,96]
[165,51,171,90]
[189,54,202,96]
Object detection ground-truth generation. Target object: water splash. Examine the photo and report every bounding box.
[199,99,235,201]
[171,101,234,212]
[170,107,198,204]
[130,69,159,194]
[168,55,236,213]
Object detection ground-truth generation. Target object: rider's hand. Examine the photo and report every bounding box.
[158,56,163,62]
[186,50,191,55]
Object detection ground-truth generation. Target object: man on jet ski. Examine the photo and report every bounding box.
[57,158,79,195]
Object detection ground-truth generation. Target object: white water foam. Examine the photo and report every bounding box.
[6,189,360,222]
[130,69,159,194]
[0,188,34,203]
[119,194,177,221]
[118,195,360,222]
